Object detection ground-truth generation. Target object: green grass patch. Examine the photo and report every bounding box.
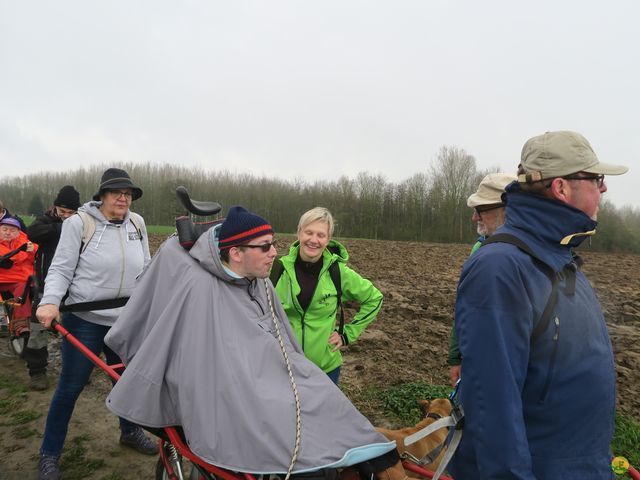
[100,473,126,480]
[613,412,640,477]
[0,397,22,416]
[146,224,176,235]
[9,409,41,425]
[13,426,38,439]
[61,434,106,479]
[0,373,28,395]
[373,381,453,424]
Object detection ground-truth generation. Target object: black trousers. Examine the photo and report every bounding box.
[23,345,48,376]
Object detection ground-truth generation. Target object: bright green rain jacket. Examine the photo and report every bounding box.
[274,239,383,373]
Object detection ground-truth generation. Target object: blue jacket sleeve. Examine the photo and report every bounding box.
[455,250,540,479]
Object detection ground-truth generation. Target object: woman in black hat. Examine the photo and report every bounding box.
[35,169,155,480]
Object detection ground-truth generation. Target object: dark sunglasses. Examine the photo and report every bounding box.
[474,203,504,215]
[240,240,278,252]
[562,174,605,188]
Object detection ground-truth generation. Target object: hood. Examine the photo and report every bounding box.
[188,224,252,287]
[497,183,598,271]
[78,200,138,225]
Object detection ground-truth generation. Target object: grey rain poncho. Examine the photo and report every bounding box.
[105,226,394,474]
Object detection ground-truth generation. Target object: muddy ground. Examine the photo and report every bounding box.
[1,234,638,479]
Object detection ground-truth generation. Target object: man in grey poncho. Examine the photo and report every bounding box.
[105,206,408,480]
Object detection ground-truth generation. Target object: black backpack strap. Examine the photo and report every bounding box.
[59,297,130,312]
[328,261,346,341]
[269,256,285,287]
[531,274,561,343]
[325,244,346,342]
[481,233,575,343]
[483,233,542,264]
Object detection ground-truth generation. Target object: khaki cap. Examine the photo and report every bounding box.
[467,172,517,208]
[518,130,628,183]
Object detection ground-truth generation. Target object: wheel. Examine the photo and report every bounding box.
[10,332,28,356]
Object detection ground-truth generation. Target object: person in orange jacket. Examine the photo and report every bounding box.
[0,216,38,335]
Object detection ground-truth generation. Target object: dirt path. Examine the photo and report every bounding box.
[1,235,638,479]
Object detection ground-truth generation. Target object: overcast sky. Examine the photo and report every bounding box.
[1,1,638,209]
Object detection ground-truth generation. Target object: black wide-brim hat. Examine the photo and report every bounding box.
[93,168,143,201]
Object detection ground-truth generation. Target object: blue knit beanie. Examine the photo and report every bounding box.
[218,206,273,250]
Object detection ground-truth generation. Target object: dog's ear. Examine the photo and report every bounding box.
[417,399,431,416]
[431,398,453,414]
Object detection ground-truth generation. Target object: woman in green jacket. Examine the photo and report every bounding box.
[273,207,383,384]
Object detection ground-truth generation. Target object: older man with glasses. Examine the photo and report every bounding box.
[448,172,516,386]
[450,131,628,480]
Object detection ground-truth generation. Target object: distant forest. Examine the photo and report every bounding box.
[2,146,639,253]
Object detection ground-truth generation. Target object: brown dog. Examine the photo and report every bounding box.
[376,398,452,475]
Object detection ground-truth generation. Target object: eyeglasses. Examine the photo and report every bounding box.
[239,240,278,252]
[108,190,133,199]
[562,174,605,188]
[474,203,504,216]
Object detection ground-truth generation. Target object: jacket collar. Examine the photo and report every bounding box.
[497,184,597,271]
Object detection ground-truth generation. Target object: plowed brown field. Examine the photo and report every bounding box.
[1,234,638,479]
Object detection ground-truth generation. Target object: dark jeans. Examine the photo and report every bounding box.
[327,366,341,385]
[40,312,138,457]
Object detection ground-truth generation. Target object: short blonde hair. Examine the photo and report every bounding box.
[297,207,334,237]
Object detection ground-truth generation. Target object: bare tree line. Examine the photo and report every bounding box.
[2,146,639,252]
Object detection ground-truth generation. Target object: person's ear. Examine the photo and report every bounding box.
[548,177,570,202]
[228,246,243,263]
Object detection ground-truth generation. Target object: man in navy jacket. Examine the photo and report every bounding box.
[450,131,627,479]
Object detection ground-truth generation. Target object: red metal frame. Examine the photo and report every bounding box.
[54,321,122,382]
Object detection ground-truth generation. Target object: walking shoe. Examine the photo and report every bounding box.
[30,372,50,391]
[120,428,159,455]
[38,454,60,480]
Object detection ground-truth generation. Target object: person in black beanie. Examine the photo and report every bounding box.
[25,185,81,391]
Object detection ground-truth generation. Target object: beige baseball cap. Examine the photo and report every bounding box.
[467,172,517,208]
[518,130,628,183]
